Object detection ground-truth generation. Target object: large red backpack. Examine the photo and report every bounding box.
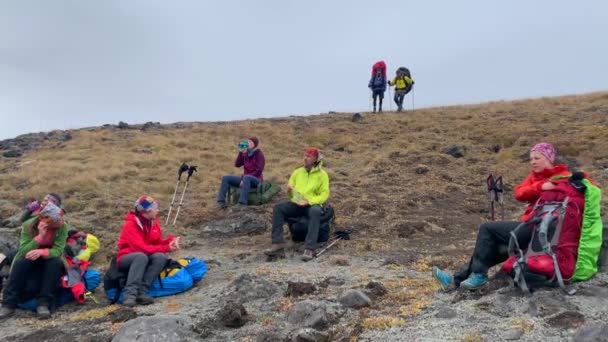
[371,61,387,79]
[502,178,585,294]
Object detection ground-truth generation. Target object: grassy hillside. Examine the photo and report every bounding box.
[1,91,607,262]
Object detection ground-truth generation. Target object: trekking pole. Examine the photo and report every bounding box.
[487,173,496,221]
[172,165,197,226]
[166,162,190,225]
[315,229,352,258]
[388,85,392,112]
[412,87,415,112]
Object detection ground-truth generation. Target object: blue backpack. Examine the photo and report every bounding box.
[105,257,207,304]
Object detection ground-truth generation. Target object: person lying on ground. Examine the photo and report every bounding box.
[216,137,265,209]
[264,148,330,261]
[0,203,68,320]
[432,142,571,291]
[116,196,181,307]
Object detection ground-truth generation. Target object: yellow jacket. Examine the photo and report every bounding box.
[288,163,330,206]
[389,76,414,90]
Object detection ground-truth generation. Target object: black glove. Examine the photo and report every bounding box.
[387,81,391,86]
[569,171,586,192]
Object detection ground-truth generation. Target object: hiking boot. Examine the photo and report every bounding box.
[216,202,227,210]
[233,203,245,210]
[301,249,315,262]
[372,107,376,113]
[460,273,489,291]
[263,243,286,256]
[378,108,383,113]
[0,306,15,320]
[432,266,454,290]
[36,305,51,319]
[123,296,137,307]
[136,294,154,305]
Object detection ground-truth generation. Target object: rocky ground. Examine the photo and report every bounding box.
[1,211,607,341]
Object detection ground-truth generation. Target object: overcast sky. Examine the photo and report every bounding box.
[0,1,606,139]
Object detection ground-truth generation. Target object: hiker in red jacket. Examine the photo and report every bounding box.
[116,196,181,307]
[432,143,571,291]
[216,137,266,209]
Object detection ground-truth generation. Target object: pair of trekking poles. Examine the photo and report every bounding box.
[165,162,198,226]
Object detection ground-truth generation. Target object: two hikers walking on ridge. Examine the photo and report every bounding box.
[369,61,414,113]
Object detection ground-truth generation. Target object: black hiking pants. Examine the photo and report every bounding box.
[453,221,532,286]
[271,201,321,250]
[2,257,64,308]
[394,90,406,110]
[118,252,167,300]
[372,89,384,110]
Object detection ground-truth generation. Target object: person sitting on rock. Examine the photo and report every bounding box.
[0,203,68,320]
[19,193,62,223]
[432,142,571,291]
[116,196,181,307]
[264,148,330,261]
[216,137,265,209]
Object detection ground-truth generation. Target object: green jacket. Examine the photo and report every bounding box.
[288,162,330,206]
[13,216,68,265]
[572,179,603,282]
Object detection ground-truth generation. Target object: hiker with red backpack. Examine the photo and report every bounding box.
[432,143,579,291]
[368,61,387,113]
[216,137,265,209]
[115,196,182,307]
[0,203,67,320]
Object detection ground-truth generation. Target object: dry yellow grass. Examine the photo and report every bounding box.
[0,92,607,262]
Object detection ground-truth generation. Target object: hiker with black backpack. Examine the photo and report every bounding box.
[368,61,387,113]
[432,143,574,291]
[0,203,67,320]
[264,148,330,261]
[115,196,181,307]
[388,67,414,112]
[216,137,266,210]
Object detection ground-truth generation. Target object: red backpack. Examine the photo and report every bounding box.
[371,61,387,79]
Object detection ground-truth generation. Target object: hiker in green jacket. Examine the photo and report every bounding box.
[0,203,68,320]
[264,148,330,261]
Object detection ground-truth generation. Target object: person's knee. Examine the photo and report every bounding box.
[149,253,167,263]
[309,205,322,217]
[130,252,149,264]
[46,257,64,268]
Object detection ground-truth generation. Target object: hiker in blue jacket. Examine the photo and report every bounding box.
[368,68,387,113]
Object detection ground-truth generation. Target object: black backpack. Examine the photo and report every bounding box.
[287,205,335,243]
[397,67,411,78]
[103,257,127,304]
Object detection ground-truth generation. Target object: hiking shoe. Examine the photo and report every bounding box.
[36,305,51,319]
[301,249,315,262]
[123,296,137,307]
[216,202,227,210]
[136,294,154,305]
[263,243,286,256]
[432,266,454,290]
[234,203,245,210]
[460,273,489,291]
[0,306,15,320]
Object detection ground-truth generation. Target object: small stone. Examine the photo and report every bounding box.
[443,145,465,158]
[434,306,457,319]
[217,301,248,328]
[352,113,362,123]
[365,281,388,299]
[339,290,371,309]
[287,300,331,330]
[546,311,585,330]
[290,328,329,342]
[2,150,22,158]
[414,164,430,174]
[117,121,130,129]
[285,282,317,297]
[504,328,524,340]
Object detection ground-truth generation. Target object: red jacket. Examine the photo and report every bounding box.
[116,212,174,263]
[514,164,570,221]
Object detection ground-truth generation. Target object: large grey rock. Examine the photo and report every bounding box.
[2,213,22,228]
[112,315,198,342]
[339,289,371,309]
[504,328,524,340]
[225,273,279,302]
[435,306,457,319]
[527,291,578,317]
[200,212,266,235]
[287,300,342,331]
[574,323,608,342]
[0,227,19,254]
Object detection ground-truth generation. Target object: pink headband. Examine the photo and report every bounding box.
[531,142,556,163]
